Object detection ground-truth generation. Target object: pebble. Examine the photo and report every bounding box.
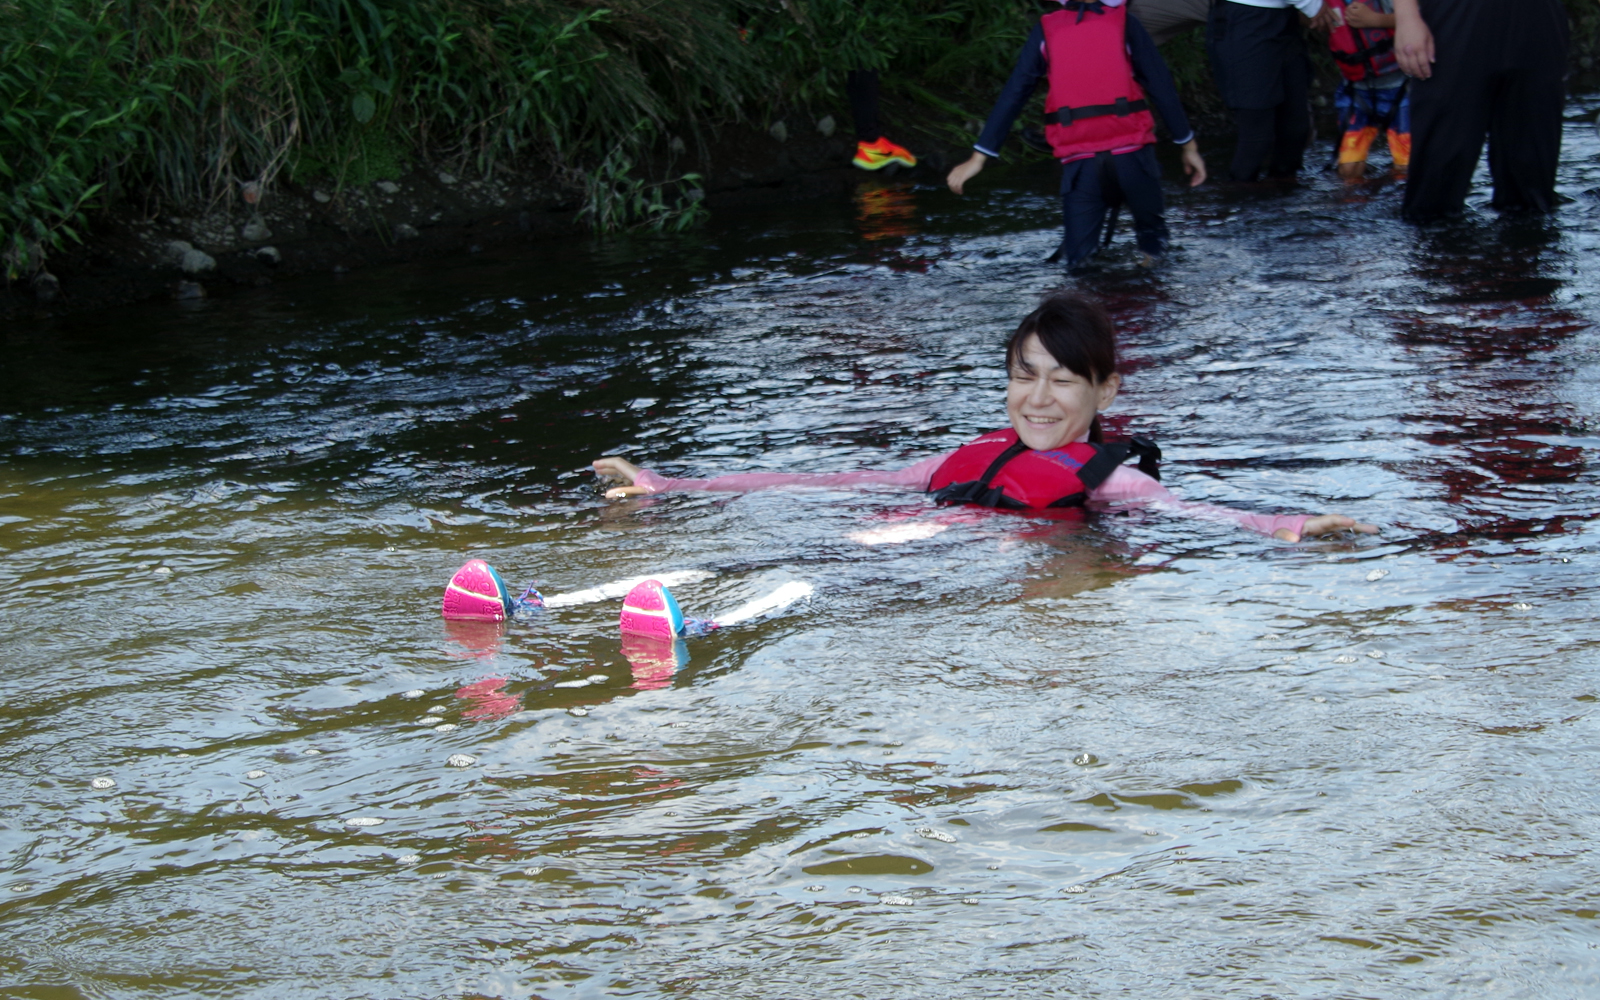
[1073,753,1096,766]
[245,770,266,779]
[569,707,588,717]
[445,754,477,768]
[437,172,457,185]
[180,249,216,274]
[376,181,400,194]
[345,817,384,827]
[916,827,956,844]
[433,723,459,733]
[879,894,914,906]
[401,690,425,699]
[768,120,788,143]
[394,223,420,240]
[804,884,825,892]
[32,272,59,303]
[1063,885,1087,894]
[430,705,448,713]
[816,114,836,137]
[418,716,444,726]
[313,189,332,203]
[153,566,173,576]
[1512,603,1533,610]
[256,246,281,265]
[1366,568,1390,582]
[90,777,116,789]
[241,217,272,242]
[586,674,608,684]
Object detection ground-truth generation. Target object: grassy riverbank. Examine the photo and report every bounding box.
[4,0,1597,281]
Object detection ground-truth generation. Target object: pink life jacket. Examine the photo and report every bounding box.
[928,428,1161,510]
[1041,2,1157,160]
[1325,0,1399,82]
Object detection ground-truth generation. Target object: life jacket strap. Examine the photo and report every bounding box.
[1045,97,1149,129]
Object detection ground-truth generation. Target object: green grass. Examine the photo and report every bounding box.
[2,0,1596,279]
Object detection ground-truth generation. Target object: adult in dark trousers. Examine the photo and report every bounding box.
[1393,0,1569,222]
[1207,0,1335,182]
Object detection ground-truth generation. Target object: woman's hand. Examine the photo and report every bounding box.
[947,152,987,195]
[1392,0,1434,79]
[1181,140,1207,187]
[592,456,650,499]
[1274,515,1380,543]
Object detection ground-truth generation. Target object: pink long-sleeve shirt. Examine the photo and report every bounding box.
[632,450,1311,539]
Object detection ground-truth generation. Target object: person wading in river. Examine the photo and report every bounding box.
[945,0,1206,272]
[1207,0,1336,182]
[1391,0,1570,222]
[592,293,1377,544]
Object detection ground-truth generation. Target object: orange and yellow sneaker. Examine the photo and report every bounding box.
[852,136,917,171]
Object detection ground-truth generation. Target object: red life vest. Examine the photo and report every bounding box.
[928,429,1161,510]
[1041,2,1157,160]
[1325,0,1399,82]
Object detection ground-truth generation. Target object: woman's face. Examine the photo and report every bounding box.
[1006,334,1120,452]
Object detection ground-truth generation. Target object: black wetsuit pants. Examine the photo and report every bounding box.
[1055,146,1168,270]
[1401,0,1569,222]
[1206,1,1311,182]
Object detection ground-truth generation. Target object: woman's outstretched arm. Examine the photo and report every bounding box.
[1094,466,1377,542]
[592,455,946,499]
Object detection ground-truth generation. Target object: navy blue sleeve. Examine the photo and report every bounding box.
[1126,13,1194,144]
[973,23,1048,159]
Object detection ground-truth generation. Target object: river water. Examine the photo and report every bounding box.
[3,98,1599,999]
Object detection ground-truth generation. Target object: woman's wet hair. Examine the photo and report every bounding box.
[1006,292,1119,442]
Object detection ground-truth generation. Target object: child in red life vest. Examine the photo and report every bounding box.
[1325,0,1410,178]
[945,0,1206,272]
[592,294,1376,544]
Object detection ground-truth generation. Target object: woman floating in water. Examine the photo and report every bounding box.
[593,294,1376,543]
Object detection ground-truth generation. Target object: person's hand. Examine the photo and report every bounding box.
[1273,515,1380,543]
[592,456,650,499]
[947,152,988,195]
[1393,1,1434,79]
[1181,140,1207,187]
[1307,4,1338,33]
[1344,2,1383,28]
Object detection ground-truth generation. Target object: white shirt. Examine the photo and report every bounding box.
[1223,0,1324,17]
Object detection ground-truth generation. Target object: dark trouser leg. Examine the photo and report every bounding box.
[1230,108,1277,182]
[1115,147,1169,257]
[1268,44,1311,177]
[1485,1,1569,213]
[1057,159,1109,269]
[846,69,880,143]
[1403,69,1489,221]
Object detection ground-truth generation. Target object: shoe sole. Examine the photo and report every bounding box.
[852,157,917,171]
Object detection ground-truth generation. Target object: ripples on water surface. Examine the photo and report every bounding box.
[3,100,1600,999]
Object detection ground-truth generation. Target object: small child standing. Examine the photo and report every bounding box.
[946,0,1205,271]
[1325,0,1410,179]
